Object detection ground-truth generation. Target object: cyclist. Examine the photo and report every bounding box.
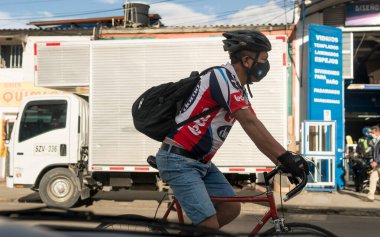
[155,30,309,230]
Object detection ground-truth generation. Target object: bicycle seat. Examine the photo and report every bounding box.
[147,155,158,169]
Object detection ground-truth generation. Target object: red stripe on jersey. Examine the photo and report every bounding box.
[173,88,219,150]
[229,92,250,113]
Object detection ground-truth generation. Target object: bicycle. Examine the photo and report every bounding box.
[97,157,337,236]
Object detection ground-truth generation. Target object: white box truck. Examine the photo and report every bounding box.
[6,35,288,207]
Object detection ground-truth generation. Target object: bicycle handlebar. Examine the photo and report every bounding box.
[264,166,308,202]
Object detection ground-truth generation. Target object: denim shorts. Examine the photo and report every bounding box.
[156,148,236,225]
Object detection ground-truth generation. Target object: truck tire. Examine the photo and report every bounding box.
[39,168,80,208]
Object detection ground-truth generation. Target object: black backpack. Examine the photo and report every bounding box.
[132,66,224,142]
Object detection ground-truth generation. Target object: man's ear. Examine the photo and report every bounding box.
[241,55,251,68]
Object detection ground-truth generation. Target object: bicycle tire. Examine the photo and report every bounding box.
[96,214,169,234]
[261,222,337,237]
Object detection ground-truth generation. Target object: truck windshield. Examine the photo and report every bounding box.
[19,100,67,142]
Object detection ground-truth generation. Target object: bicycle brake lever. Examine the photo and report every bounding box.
[283,172,307,202]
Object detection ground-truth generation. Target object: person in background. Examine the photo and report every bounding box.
[366,125,380,201]
[356,127,374,161]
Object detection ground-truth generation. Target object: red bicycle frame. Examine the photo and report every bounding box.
[161,188,279,236]
[159,168,307,236]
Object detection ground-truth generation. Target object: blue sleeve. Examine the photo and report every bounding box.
[209,68,231,112]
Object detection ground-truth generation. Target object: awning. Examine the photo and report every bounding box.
[347,84,380,90]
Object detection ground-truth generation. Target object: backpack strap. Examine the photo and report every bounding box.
[176,66,227,128]
[199,66,226,76]
[176,105,220,128]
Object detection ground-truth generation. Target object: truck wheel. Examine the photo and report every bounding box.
[39,168,80,208]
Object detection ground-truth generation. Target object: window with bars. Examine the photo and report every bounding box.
[0,45,23,68]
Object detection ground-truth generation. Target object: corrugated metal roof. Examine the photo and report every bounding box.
[0,23,293,36]
[99,24,294,34]
[0,28,94,36]
[28,14,161,26]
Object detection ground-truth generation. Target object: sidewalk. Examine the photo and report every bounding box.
[279,188,380,216]
[1,180,379,216]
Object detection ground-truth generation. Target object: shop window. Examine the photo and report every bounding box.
[0,45,23,68]
[19,101,67,142]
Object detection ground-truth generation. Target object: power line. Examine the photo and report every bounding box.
[0,0,64,6]
[155,0,292,22]
[261,7,295,25]
[0,8,123,21]
[171,2,294,26]
[0,0,296,28]
[165,0,294,25]
[0,0,192,22]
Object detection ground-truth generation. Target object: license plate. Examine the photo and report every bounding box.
[34,144,59,156]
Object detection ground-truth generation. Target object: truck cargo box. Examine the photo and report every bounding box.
[35,36,288,173]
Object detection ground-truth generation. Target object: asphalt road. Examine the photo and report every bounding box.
[1,190,379,236]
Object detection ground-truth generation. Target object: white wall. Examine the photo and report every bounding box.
[294,12,323,142]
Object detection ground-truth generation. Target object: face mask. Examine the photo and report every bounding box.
[247,60,270,84]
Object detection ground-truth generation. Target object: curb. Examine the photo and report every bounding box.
[0,198,19,203]
[281,206,380,217]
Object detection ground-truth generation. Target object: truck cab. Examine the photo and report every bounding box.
[7,94,89,207]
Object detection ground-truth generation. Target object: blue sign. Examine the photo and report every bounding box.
[346,2,380,26]
[308,24,344,189]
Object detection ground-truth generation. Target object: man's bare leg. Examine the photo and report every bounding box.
[216,202,241,227]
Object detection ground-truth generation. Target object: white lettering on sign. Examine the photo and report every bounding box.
[315,74,326,80]
[313,43,339,50]
[316,35,339,43]
[315,56,339,65]
[314,98,341,105]
[314,68,340,76]
[326,79,339,85]
[314,50,339,57]
[314,88,340,95]
[355,4,379,12]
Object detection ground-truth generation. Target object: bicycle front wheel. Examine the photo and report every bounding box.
[96,214,168,234]
[262,222,337,237]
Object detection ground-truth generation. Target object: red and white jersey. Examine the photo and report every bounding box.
[167,63,254,162]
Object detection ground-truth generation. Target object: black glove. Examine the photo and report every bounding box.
[277,151,310,178]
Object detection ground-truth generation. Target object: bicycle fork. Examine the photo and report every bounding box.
[273,218,287,233]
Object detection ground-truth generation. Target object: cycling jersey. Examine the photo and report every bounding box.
[167,63,254,162]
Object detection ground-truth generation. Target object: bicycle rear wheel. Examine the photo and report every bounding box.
[262,222,337,237]
[96,214,168,234]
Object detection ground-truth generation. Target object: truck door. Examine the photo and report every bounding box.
[12,99,71,186]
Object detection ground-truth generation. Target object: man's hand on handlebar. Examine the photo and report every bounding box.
[277,151,309,184]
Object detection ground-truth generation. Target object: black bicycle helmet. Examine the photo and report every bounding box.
[223,30,272,54]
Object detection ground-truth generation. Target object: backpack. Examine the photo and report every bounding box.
[132,66,224,142]
[356,137,373,158]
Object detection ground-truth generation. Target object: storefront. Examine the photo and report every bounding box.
[296,0,380,190]
[344,1,380,142]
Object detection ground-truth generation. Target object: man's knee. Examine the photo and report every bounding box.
[199,215,219,229]
[218,202,241,217]
[231,202,241,216]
